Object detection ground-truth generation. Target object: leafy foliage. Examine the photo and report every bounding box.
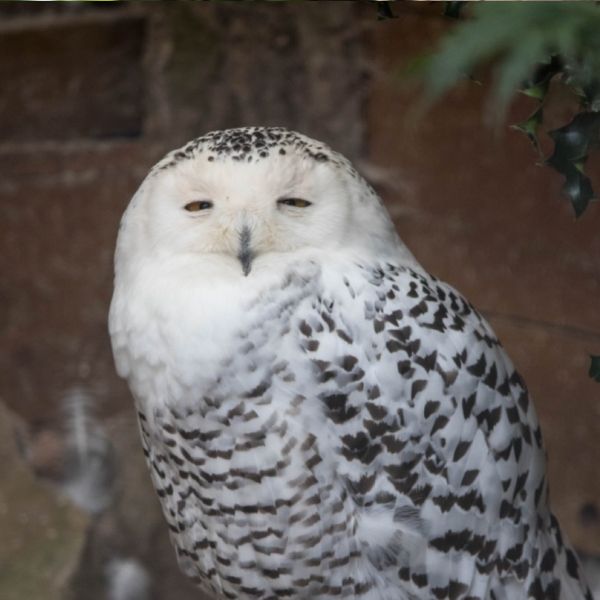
[412,3,600,381]
[423,3,600,112]
[546,112,600,217]
[418,3,600,219]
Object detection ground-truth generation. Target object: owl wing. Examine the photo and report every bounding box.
[300,259,592,600]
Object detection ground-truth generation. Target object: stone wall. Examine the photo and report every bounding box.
[1,2,370,425]
[0,3,598,599]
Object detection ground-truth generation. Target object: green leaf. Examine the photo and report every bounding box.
[547,113,600,167]
[520,56,563,101]
[418,3,600,116]
[590,356,600,382]
[545,111,600,216]
[511,106,544,153]
[561,167,595,218]
[410,3,600,218]
[422,12,516,102]
[491,33,549,116]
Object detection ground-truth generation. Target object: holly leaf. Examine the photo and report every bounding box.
[520,56,563,101]
[511,105,544,153]
[546,111,600,216]
[590,356,600,382]
[547,112,600,166]
[561,167,595,217]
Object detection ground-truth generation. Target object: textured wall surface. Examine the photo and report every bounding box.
[1,2,370,425]
[0,3,598,599]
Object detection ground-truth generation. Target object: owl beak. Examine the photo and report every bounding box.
[237,226,253,277]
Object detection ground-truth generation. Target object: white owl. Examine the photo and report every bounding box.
[109,127,593,600]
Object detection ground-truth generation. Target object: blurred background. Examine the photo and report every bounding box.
[0,2,598,599]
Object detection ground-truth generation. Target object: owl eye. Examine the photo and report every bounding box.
[277,198,312,208]
[184,200,213,212]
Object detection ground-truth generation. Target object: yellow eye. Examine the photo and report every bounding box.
[184,200,213,212]
[277,198,312,208]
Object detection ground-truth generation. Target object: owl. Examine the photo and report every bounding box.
[109,127,593,600]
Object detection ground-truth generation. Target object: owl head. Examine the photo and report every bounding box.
[113,127,410,283]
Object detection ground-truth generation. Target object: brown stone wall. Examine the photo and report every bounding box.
[1,1,370,424]
[0,2,598,598]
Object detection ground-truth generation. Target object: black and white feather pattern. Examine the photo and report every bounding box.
[130,260,591,600]
[109,127,593,600]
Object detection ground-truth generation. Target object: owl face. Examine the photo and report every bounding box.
[115,128,406,282]
[140,150,353,275]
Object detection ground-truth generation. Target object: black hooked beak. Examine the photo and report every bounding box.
[237,226,253,277]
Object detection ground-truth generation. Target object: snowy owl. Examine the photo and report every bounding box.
[109,127,593,600]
